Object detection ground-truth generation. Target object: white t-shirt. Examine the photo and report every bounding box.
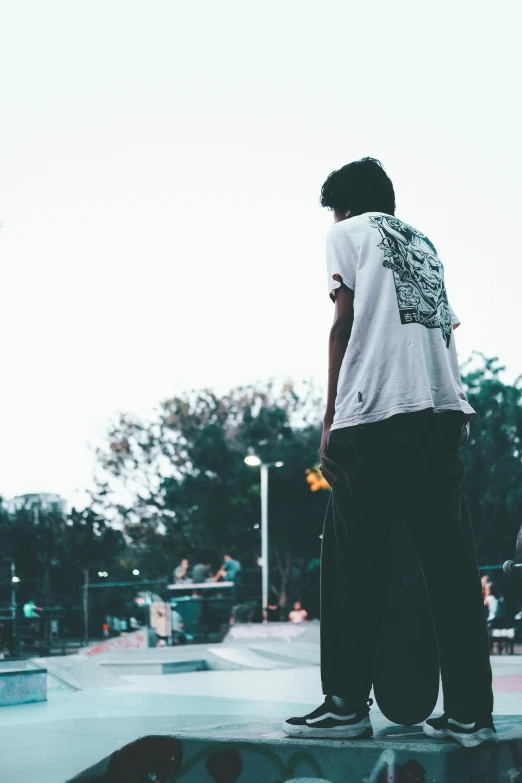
[486,595,498,622]
[289,609,308,623]
[326,212,476,430]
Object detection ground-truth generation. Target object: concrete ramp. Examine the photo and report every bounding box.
[34,655,127,691]
[99,659,208,675]
[247,641,320,667]
[0,664,47,706]
[32,640,305,689]
[90,641,312,673]
[206,647,295,670]
[224,621,320,646]
[80,628,149,656]
[67,714,522,782]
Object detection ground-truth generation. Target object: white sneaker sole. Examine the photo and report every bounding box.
[423,722,497,748]
[283,717,373,739]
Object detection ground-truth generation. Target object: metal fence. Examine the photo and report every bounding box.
[0,606,67,658]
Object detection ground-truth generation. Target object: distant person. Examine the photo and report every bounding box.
[216,554,242,583]
[485,582,510,629]
[231,603,252,624]
[283,157,495,747]
[174,558,191,584]
[22,599,42,634]
[0,623,8,658]
[192,561,211,584]
[23,600,42,619]
[482,576,494,619]
[482,577,504,626]
[171,606,186,645]
[289,602,308,623]
[50,619,59,641]
[484,581,514,654]
[481,575,490,617]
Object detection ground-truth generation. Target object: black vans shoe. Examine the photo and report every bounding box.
[283,697,373,739]
[423,713,497,748]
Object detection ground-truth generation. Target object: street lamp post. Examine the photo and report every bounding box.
[260,463,268,623]
[82,568,89,646]
[10,561,17,618]
[10,561,19,655]
[244,453,284,623]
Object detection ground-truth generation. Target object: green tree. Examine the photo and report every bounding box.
[56,508,125,593]
[0,502,64,606]
[93,380,328,614]
[0,499,125,637]
[461,354,522,566]
[92,356,522,619]
[56,507,126,638]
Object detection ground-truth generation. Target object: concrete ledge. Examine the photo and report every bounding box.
[0,667,47,706]
[100,660,209,675]
[224,621,321,646]
[68,714,522,782]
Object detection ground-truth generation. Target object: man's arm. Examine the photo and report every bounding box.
[319,276,354,486]
[324,275,354,426]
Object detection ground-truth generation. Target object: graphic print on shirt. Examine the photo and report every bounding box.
[368,215,452,348]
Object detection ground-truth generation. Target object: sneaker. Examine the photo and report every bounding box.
[423,713,497,748]
[283,697,373,739]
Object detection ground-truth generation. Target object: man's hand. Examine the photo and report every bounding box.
[320,423,339,487]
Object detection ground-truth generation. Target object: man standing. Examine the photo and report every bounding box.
[283,157,495,747]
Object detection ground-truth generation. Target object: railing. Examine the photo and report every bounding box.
[167,582,237,642]
[0,607,67,658]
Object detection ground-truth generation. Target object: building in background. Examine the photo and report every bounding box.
[5,493,67,517]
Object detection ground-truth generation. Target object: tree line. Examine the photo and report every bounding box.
[1,353,521,627]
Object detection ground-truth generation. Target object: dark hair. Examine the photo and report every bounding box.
[320,157,396,217]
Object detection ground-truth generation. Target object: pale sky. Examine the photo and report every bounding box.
[0,0,521,507]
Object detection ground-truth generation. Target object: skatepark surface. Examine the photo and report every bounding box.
[0,625,521,782]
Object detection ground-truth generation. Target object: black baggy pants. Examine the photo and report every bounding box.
[320,408,493,720]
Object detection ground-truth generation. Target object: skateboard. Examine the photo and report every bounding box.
[503,523,522,577]
[372,521,440,726]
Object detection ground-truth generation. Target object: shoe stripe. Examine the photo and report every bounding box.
[448,719,475,729]
[306,711,356,724]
